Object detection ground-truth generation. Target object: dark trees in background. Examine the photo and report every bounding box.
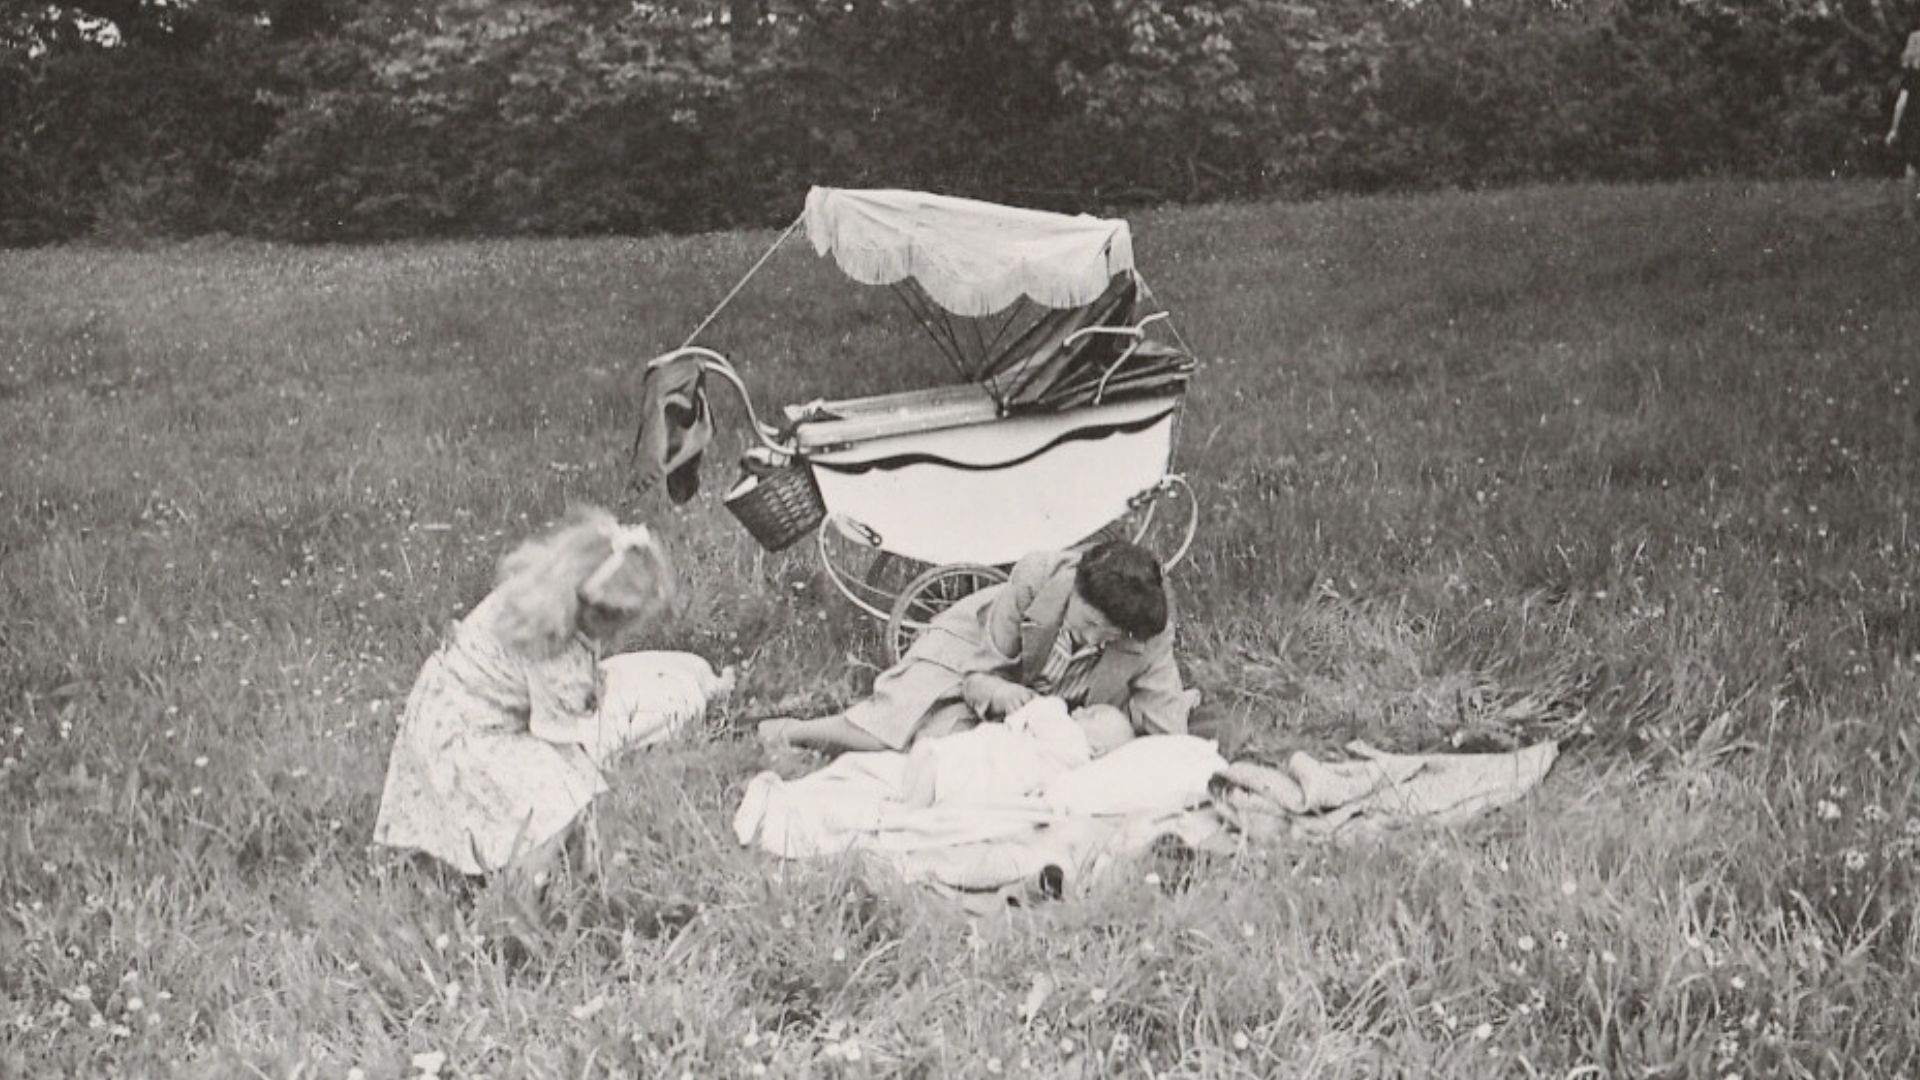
[2,0,1916,245]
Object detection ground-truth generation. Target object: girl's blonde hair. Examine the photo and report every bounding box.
[1906,30,1920,67]
[491,506,672,655]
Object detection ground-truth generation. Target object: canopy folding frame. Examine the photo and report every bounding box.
[682,187,1192,414]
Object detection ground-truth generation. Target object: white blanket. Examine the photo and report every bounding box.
[733,731,1229,898]
[733,730,1562,906]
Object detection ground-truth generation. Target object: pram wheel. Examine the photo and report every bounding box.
[885,563,1008,665]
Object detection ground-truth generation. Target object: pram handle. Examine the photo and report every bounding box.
[646,346,794,455]
[1062,310,1170,348]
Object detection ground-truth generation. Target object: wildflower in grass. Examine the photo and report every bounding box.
[1472,1022,1493,1041]
[1843,848,1867,871]
[1515,934,1536,953]
[1816,799,1842,821]
[1715,1031,1739,1062]
[1232,1031,1251,1051]
[831,947,846,962]
[411,1050,447,1077]
[1089,987,1108,1005]
[1110,1033,1132,1056]
[1863,805,1888,824]
[985,1058,1003,1075]
[1552,931,1570,951]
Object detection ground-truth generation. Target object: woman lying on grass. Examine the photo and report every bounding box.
[373,506,677,890]
[759,539,1197,754]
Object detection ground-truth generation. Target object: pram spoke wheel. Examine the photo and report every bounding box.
[885,563,1008,665]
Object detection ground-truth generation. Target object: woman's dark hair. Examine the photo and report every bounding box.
[1074,540,1168,640]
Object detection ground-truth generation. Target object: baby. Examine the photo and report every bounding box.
[899,696,1135,808]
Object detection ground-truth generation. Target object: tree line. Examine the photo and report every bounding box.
[3,0,1916,246]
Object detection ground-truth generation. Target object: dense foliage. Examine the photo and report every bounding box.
[3,0,1917,243]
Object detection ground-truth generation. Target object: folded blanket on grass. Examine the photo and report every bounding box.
[1210,740,1561,839]
[732,733,1560,909]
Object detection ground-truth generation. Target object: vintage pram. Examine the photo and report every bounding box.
[638,187,1199,663]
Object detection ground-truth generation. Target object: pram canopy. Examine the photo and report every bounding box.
[804,187,1135,317]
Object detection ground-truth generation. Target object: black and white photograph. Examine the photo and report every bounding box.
[5,1,1920,1076]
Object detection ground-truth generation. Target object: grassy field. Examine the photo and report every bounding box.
[4,179,1920,1078]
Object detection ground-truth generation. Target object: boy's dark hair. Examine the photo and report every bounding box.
[1074,540,1168,640]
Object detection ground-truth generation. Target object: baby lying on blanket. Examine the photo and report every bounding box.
[900,696,1135,808]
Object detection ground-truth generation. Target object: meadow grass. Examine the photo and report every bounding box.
[3,179,1919,1077]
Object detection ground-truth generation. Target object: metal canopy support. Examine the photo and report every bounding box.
[680,214,804,349]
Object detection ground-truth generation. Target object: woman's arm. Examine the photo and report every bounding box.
[979,551,1054,661]
[1891,88,1910,144]
[956,551,1060,717]
[1121,639,1198,737]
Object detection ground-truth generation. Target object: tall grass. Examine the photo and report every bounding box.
[3,180,1919,1077]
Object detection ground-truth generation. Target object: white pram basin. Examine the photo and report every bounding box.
[798,391,1179,567]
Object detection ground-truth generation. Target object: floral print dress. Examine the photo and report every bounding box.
[374,592,609,875]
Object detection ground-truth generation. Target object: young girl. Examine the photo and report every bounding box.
[373,507,677,884]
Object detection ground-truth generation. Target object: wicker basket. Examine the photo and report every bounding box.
[724,459,826,552]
